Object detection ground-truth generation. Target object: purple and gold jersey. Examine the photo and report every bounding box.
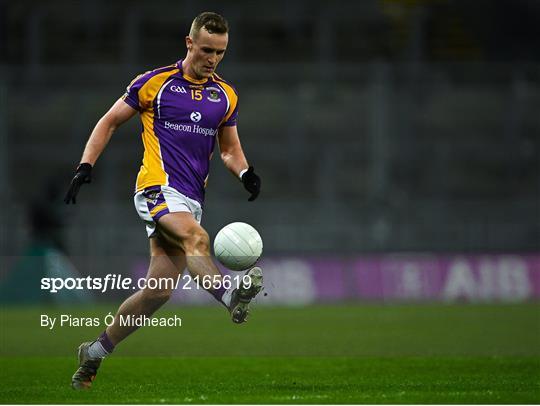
[122,60,238,204]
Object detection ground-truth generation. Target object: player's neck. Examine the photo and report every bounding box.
[181,58,206,82]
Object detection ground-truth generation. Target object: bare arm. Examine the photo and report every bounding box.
[218,125,249,179]
[80,98,138,165]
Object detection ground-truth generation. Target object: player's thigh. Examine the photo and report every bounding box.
[156,212,210,251]
[147,235,187,279]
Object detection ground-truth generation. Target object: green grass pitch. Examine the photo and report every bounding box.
[1,303,539,403]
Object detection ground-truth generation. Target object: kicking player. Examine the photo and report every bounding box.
[64,12,263,390]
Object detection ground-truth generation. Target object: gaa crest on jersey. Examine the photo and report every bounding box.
[206,86,222,102]
[170,85,187,94]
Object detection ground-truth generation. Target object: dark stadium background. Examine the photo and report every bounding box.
[0,0,539,404]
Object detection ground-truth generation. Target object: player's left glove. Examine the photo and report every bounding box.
[64,163,92,204]
[241,166,261,201]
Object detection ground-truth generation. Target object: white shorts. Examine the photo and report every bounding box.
[134,185,203,238]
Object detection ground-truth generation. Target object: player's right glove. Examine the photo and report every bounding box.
[241,166,261,201]
[64,163,92,204]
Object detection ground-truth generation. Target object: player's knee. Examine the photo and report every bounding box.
[183,228,210,255]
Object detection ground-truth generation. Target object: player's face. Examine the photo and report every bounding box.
[186,29,228,79]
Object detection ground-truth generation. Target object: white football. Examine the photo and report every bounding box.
[213,222,263,271]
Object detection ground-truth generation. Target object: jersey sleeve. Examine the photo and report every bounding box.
[217,82,239,127]
[221,99,238,127]
[122,72,151,111]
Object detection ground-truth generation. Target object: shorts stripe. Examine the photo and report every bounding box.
[153,207,170,221]
[150,202,168,217]
[135,185,202,238]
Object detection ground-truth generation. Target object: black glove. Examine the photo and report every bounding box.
[241,166,261,201]
[64,163,92,204]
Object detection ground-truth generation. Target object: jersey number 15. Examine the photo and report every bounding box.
[191,89,202,101]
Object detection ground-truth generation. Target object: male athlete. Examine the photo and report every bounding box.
[64,12,263,390]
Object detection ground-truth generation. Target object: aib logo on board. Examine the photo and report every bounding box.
[190,111,202,122]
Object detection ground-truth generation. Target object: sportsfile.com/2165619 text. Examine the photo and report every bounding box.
[40,274,252,293]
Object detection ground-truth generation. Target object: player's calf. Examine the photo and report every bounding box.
[139,285,172,311]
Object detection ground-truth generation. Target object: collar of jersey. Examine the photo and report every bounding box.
[175,59,212,84]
